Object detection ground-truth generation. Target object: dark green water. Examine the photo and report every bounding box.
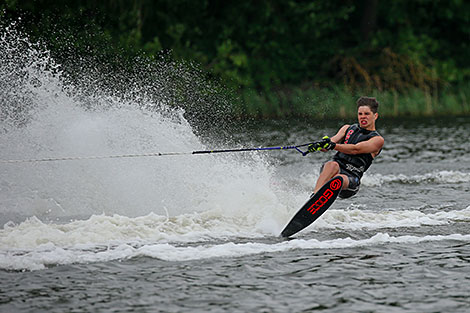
[1,23,470,312]
[2,117,470,312]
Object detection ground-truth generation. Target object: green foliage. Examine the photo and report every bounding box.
[236,83,470,119]
[1,0,469,119]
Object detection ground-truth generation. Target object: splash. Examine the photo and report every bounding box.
[0,24,292,228]
[2,208,470,271]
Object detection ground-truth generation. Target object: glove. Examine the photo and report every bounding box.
[308,141,322,152]
[308,136,336,153]
[319,136,336,150]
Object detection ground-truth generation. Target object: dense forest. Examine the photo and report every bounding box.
[1,0,469,118]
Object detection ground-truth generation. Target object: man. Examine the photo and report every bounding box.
[309,96,384,199]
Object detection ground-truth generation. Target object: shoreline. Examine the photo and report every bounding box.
[235,85,470,119]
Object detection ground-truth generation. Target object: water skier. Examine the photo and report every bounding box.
[309,96,385,199]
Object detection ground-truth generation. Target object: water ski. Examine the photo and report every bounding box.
[281,176,343,238]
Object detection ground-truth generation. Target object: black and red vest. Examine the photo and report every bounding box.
[333,124,382,178]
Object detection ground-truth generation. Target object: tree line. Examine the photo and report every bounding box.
[2,0,469,117]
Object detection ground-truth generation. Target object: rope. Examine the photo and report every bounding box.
[0,152,191,164]
[0,142,314,164]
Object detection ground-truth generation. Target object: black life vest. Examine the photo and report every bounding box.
[333,124,382,178]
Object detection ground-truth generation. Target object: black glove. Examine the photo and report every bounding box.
[319,136,336,150]
[308,141,322,152]
[308,136,336,152]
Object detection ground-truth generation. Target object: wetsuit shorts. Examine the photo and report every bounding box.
[320,160,361,199]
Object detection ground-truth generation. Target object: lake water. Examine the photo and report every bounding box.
[1,25,470,312]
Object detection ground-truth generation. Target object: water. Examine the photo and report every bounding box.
[1,25,470,312]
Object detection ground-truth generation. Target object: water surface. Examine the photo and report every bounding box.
[1,25,470,312]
